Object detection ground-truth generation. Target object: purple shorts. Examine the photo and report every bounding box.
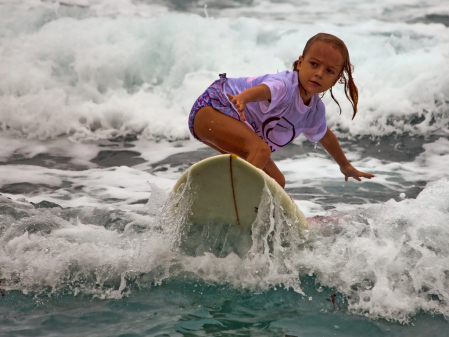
[188,73,241,141]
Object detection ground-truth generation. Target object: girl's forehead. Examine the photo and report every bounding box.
[305,41,344,68]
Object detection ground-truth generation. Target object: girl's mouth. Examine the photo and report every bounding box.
[310,80,321,86]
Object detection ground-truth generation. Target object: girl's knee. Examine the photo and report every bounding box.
[255,141,271,160]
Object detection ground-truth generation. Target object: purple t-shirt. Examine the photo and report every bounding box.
[223,70,327,152]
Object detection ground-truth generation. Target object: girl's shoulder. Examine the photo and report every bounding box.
[261,71,298,93]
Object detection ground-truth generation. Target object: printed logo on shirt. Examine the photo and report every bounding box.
[250,122,260,134]
[262,117,296,148]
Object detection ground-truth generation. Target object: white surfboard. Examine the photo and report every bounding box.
[171,154,309,231]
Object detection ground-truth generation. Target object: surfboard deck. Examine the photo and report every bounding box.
[172,154,309,231]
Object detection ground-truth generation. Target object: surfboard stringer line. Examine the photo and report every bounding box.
[229,154,240,225]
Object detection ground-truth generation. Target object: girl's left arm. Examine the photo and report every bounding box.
[319,127,375,182]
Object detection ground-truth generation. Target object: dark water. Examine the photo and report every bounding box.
[1,277,447,337]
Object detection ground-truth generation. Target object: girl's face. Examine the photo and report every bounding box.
[296,41,343,103]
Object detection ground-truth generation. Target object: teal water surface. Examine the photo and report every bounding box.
[1,277,447,337]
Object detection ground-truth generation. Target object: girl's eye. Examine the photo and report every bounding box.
[310,61,317,66]
[327,69,335,74]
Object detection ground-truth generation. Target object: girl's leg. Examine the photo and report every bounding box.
[193,106,285,188]
[263,158,286,188]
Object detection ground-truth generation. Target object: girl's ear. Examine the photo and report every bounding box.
[296,56,303,71]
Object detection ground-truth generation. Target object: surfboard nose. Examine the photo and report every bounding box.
[170,154,309,257]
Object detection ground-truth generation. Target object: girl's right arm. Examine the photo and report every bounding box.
[319,127,375,181]
[226,84,271,122]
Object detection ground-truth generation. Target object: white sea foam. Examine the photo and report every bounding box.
[1,177,449,322]
[0,164,175,209]
[302,177,449,322]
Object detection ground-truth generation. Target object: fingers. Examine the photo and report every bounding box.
[236,109,246,122]
[226,93,243,111]
[357,171,375,180]
[226,93,246,121]
[226,93,239,108]
[344,171,374,182]
[361,172,375,179]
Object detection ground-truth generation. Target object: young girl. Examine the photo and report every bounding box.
[188,33,374,188]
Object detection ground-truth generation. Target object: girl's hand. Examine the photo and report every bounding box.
[226,93,247,122]
[340,164,375,182]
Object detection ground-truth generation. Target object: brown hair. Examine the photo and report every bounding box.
[292,33,359,119]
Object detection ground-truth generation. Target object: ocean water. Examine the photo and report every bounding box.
[0,0,449,336]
